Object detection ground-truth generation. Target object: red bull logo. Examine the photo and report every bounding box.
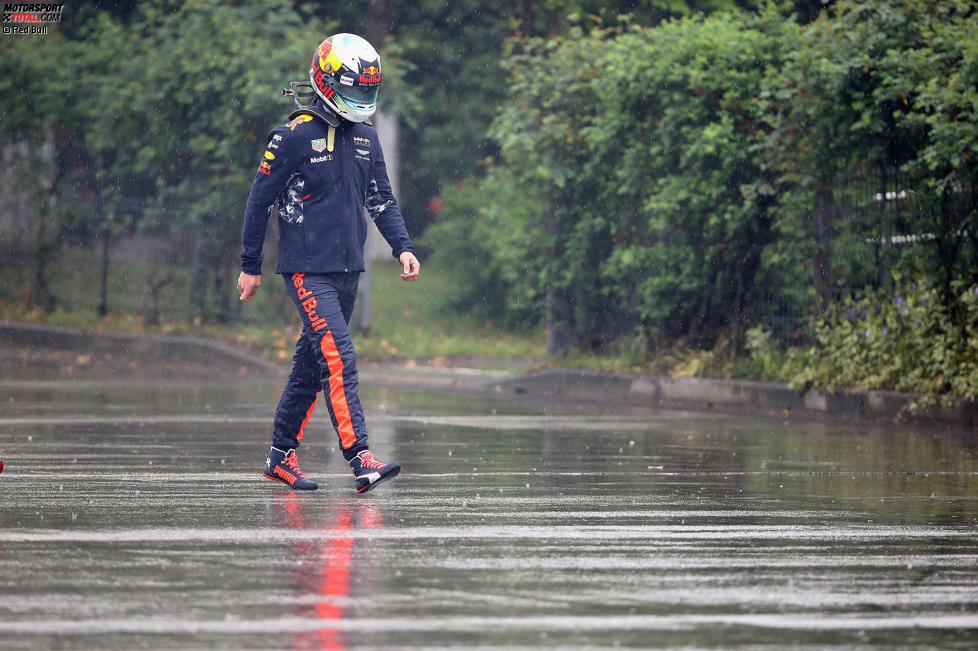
[288,114,314,130]
[359,74,381,85]
[317,39,343,73]
[292,273,328,331]
[317,42,332,71]
[362,66,379,75]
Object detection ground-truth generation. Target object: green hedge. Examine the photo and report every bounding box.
[427,0,978,401]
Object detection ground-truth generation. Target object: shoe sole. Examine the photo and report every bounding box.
[356,466,400,494]
[262,471,318,490]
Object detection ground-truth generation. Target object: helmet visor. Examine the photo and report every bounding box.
[323,73,378,108]
[338,83,379,106]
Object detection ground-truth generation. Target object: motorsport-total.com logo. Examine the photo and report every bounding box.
[2,2,63,35]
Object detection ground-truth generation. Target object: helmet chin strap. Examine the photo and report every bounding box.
[281,81,342,127]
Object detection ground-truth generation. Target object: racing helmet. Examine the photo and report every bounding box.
[310,33,382,123]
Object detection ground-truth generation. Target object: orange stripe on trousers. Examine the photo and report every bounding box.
[319,331,358,449]
[296,398,317,443]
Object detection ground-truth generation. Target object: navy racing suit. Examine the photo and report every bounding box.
[240,105,415,460]
[241,109,414,274]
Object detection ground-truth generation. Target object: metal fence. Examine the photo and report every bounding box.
[762,167,938,345]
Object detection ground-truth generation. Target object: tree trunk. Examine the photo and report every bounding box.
[212,246,232,323]
[878,167,892,292]
[545,196,573,357]
[32,237,57,313]
[29,134,59,313]
[545,285,573,357]
[98,232,110,317]
[190,234,208,320]
[367,0,390,49]
[813,184,834,311]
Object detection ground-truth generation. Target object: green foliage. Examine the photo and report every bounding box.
[783,279,978,411]
[0,30,77,310]
[743,325,788,382]
[82,0,332,232]
[759,0,978,300]
[0,35,61,144]
[354,260,544,363]
[431,12,792,351]
[5,0,977,407]
[890,1,978,197]
[427,0,978,405]
[66,1,340,320]
[384,0,781,235]
[421,173,544,329]
[595,11,790,346]
[873,0,978,295]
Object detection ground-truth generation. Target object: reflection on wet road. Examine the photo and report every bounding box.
[1,378,976,648]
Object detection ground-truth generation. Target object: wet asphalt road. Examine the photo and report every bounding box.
[1,367,977,649]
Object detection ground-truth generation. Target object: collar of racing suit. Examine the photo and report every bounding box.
[287,97,374,129]
[288,100,341,128]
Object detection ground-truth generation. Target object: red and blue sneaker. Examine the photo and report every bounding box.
[351,450,400,494]
[263,447,318,490]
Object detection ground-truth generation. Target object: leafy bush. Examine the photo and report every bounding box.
[783,280,978,410]
[421,171,545,330]
[467,11,794,354]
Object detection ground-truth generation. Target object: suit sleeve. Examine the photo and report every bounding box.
[240,128,296,275]
[365,138,416,260]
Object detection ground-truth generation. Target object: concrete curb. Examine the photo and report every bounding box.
[496,368,977,428]
[2,321,973,428]
[0,321,284,377]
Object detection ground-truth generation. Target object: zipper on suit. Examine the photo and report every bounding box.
[342,126,351,272]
